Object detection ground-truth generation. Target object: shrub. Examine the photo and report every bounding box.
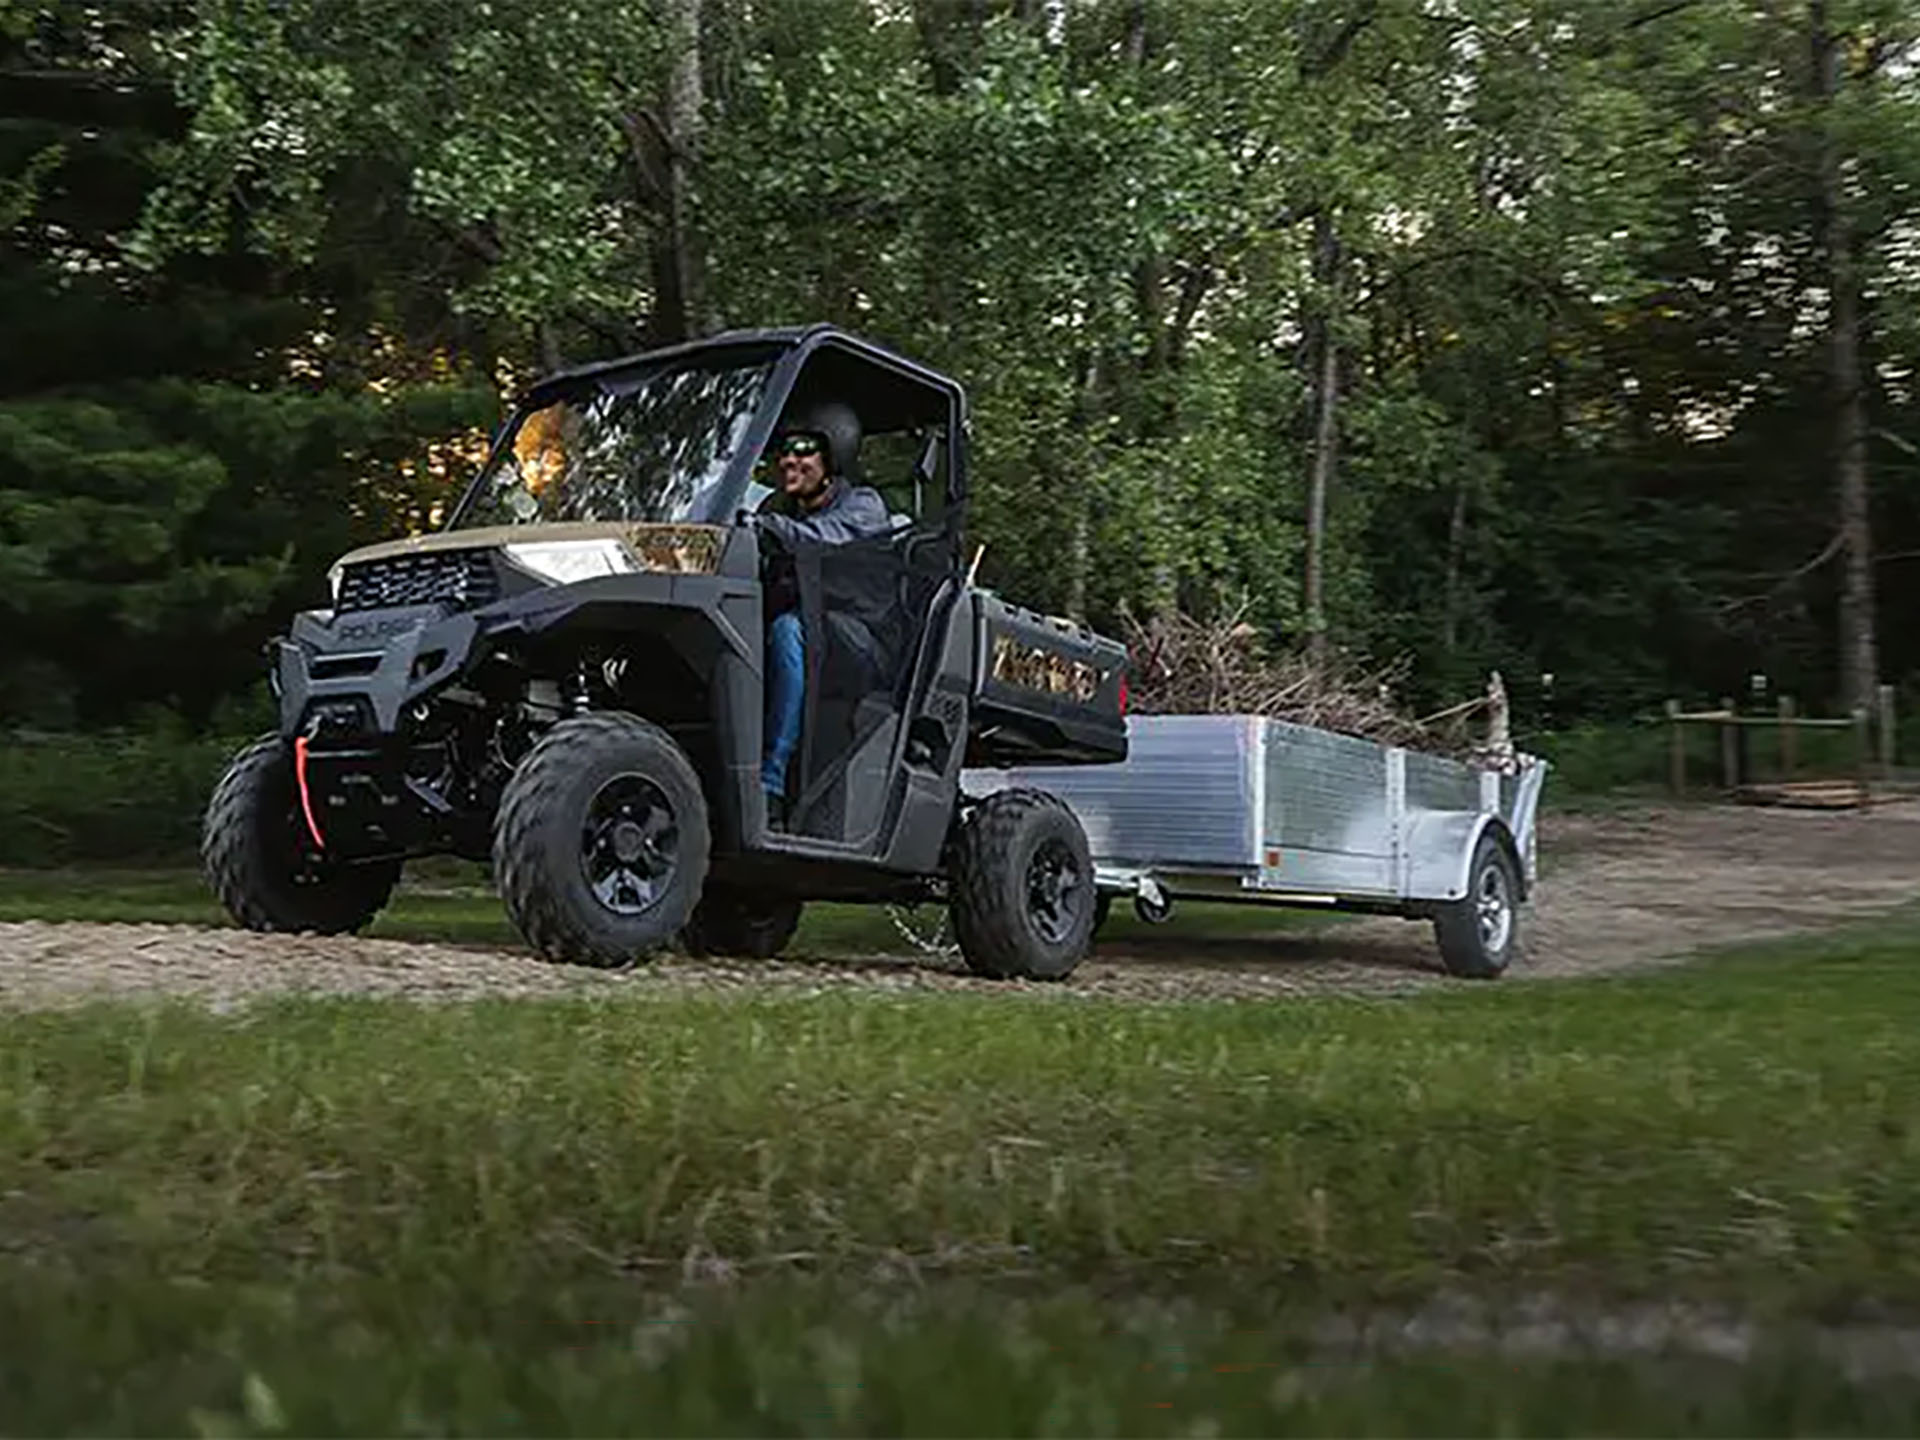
[0,729,248,866]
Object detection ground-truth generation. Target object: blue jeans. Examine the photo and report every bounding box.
[762,610,804,798]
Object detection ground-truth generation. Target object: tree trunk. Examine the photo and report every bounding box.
[651,0,706,344]
[1067,505,1090,623]
[1813,0,1878,714]
[1065,350,1099,623]
[1304,212,1342,669]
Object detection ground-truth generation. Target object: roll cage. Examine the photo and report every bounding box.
[442,324,971,537]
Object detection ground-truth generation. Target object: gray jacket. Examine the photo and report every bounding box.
[755,478,893,548]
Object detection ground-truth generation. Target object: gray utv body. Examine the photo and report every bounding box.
[205,324,1128,977]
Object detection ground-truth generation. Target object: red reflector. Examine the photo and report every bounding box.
[294,736,326,851]
[1118,668,1130,715]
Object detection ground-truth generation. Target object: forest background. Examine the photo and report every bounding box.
[2,0,1917,858]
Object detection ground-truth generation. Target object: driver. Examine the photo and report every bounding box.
[754,401,892,822]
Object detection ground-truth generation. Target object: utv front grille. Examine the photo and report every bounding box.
[335,550,499,614]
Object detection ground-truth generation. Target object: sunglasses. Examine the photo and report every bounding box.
[776,433,824,459]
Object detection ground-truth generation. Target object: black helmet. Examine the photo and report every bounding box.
[779,399,861,481]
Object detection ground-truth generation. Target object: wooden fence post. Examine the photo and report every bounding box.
[1720,696,1738,790]
[1778,696,1797,778]
[1854,706,1872,806]
[1877,683,1897,779]
[1666,698,1684,796]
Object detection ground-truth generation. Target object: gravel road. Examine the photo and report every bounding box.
[3,799,1917,1011]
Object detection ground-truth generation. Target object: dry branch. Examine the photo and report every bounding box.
[1119,602,1512,766]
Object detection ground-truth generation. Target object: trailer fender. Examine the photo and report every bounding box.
[1401,811,1527,905]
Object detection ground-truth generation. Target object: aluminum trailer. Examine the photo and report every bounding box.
[964,713,1549,978]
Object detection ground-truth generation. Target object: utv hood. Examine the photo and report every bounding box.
[331,520,730,582]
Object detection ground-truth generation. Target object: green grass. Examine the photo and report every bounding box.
[4,918,1920,1434]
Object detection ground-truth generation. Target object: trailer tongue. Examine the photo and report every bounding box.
[965,713,1549,979]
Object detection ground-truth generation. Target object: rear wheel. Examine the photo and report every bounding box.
[202,734,400,934]
[493,712,710,968]
[683,885,804,959]
[949,789,1095,981]
[1433,831,1521,979]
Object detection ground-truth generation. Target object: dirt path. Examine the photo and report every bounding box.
[2,800,1917,1011]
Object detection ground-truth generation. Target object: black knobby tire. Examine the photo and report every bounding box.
[202,734,400,935]
[1092,892,1113,937]
[493,711,710,968]
[949,789,1096,981]
[683,885,804,960]
[1433,830,1522,979]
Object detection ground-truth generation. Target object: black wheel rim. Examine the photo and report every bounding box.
[1026,837,1085,946]
[581,774,680,917]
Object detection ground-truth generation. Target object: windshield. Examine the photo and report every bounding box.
[452,355,776,528]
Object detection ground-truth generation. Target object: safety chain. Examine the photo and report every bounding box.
[885,902,960,959]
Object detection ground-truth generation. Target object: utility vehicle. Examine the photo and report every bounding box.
[203,325,1128,979]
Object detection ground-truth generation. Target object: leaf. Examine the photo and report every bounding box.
[242,1372,288,1433]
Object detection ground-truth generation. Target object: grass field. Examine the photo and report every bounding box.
[0,863,1343,952]
[3,876,1920,1434]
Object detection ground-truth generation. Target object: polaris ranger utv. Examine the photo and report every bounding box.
[203,324,1128,980]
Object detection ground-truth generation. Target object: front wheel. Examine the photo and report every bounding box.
[1433,831,1522,979]
[493,712,710,968]
[202,734,400,934]
[949,789,1096,981]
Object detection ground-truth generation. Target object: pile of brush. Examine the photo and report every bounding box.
[1117,602,1515,768]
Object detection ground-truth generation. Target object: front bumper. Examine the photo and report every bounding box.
[269,604,496,860]
[275,603,483,742]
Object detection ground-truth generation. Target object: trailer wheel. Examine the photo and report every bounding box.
[202,734,400,934]
[1434,831,1521,979]
[683,885,803,959]
[949,789,1096,981]
[493,712,710,968]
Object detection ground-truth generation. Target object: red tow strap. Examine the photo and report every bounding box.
[294,736,326,850]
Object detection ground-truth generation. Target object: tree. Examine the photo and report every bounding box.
[0,0,495,725]
[136,0,702,364]
[76,0,1920,729]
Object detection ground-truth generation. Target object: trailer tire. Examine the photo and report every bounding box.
[683,886,803,959]
[950,789,1096,981]
[493,712,710,968]
[1434,830,1521,979]
[202,734,400,934]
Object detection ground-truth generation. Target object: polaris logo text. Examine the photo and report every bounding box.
[337,616,422,643]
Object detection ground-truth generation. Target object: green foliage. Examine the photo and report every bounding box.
[0,729,243,863]
[0,136,60,228]
[0,377,495,725]
[136,0,665,331]
[1,1,501,723]
[0,399,284,718]
[1526,712,1880,796]
[4,0,1919,729]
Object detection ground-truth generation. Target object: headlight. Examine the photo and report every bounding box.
[504,538,637,586]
